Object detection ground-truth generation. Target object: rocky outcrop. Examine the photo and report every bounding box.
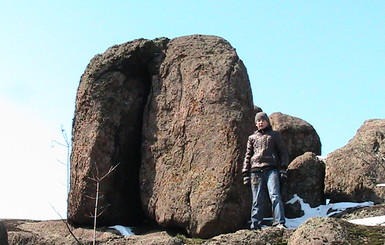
[270,112,321,162]
[68,38,169,226]
[332,203,385,220]
[5,219,125,245]
[325,119,385,203]
[203,228,292,244]
[282,152,325,218]
[253,105,263,115]
[140,35,254,238]
[67,34,384,241]
[288,216,385,245]
[69,34,254,237]
[4,215,385,244]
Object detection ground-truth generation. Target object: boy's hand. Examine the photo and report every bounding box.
[243,176,250,185]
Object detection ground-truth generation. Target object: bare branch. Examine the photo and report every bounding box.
[61,124,70,146]
[86,213,94,218]
[86,162,120,245]
[50,204,82,245]
[56,158,67,166]
[51,126,71,195]
[88,176,98,182]
[85,195,97,200]
[99,164,120,181]
[95,206,109,217]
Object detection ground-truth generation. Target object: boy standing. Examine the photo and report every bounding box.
[242,112,289,229]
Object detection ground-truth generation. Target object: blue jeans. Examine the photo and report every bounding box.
[250,169,285,229]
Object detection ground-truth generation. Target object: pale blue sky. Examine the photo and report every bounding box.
[0,1,384,219]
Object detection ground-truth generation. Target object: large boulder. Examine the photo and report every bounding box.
[282,152,325,218]
[288,216,385,245]
[270,112,321,162]
[325,119,385,203]
[203,228,292,245]
[253,105,263,115]
[68,38,169,226]
[140,35,254,238]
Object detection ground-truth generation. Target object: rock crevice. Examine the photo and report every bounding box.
[68,38,168,226]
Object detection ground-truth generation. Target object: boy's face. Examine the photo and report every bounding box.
[256,119,269,130]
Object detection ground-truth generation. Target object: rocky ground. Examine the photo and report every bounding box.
[2,205,385,245]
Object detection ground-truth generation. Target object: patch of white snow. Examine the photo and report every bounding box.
[316,155,327,161]
[349,215,385,226]
[285,194,374,229]
[109,225,135,236]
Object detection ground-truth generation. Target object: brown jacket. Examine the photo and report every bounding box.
[242,126,288,175]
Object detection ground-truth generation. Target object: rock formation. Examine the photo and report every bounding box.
[270,112,321,162]
[69,35,254,237]
[68,38,169,226]
[140,35,254,238]
[325,119,385,203]
[4,215,385,244]
[0,221,8,245]
[253,105,263,115]
[287,216,385,245]
[67,33,384,240]
[203,227,291,244]
[282,152,325,218]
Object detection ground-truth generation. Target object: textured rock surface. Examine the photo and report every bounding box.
[140,35,254,238]
[270,112,321,162]
[325,119,385,203]
[0,221,7,245]
[253,105,263,115]
[332,204,385,220]
[203,228,292,245]
[282,152,326,218]
[5,217,384,245]
[68,38,169,226]
[288,217,385,245]
[5,219,138,245]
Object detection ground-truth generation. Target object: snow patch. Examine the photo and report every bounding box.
[109,225,135,236]
[316,155,327,161]
[285,194,375,229]
[110,196,384,233]
[350,215,385,226]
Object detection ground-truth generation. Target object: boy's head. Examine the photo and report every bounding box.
[255,112,270,130]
